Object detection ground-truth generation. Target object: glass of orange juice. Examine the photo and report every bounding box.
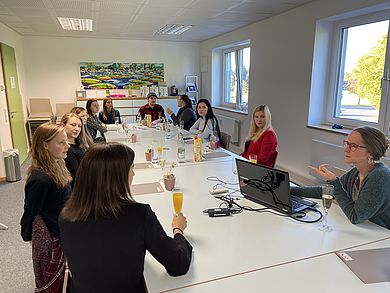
[173,191,183,214]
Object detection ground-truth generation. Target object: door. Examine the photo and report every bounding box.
[0,43,28,163]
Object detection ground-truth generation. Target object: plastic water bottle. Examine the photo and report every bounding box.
[177,132,185,163]
[165,125,171,139]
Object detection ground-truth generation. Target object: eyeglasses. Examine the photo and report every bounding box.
[343,140,367,152]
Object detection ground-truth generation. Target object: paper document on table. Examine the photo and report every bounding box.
[134,163,154,170]
[336,247,390,284]
[131,182,164,196]
[106,124,119,131]
[107,136,127,142]
[202,151,230,159]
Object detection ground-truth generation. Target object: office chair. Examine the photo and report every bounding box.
[270,151,278,168]
[220,132,231,149]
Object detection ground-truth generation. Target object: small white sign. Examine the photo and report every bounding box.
[10,77,16,89]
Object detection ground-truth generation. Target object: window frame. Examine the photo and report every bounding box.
[326,11,390,133]
[221,43,250,110]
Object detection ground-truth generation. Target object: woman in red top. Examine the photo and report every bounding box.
[241,105,278,167]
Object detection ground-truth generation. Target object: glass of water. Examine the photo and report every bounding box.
[115,117,120,132]
[320,184,334,232]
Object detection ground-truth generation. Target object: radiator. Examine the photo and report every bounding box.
[215,114,240,144]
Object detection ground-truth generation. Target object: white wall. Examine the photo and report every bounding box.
[0,22,27,177]
[200,0,389,184]
[22,37,200,111]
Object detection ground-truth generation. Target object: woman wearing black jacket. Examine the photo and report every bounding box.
[166,94,196,131]
[59,143,192,292]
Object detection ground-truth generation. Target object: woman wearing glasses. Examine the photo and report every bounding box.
[291,126,390,229]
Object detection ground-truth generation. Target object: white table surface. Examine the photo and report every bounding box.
[172,238,390,293]
[107,125,390,293]
[132,161,390,293]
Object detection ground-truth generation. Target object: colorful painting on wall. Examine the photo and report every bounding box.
[80,62,164,89]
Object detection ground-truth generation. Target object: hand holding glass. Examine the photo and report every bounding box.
[320,184,334,232]
[173,192,183,214]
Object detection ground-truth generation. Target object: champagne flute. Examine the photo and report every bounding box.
[173,191,183,214]
[320,184,334,232]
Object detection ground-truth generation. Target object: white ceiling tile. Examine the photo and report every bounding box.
[189,0,242,11]
[0,0,316,41]
[49,0,92,10]
[228,1,295,14]
[0,14,22,21]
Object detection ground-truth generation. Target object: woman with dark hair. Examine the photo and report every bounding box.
[241,105,278,167]
[20,122,72,292]
[189,98,221,141]
[166,94,196,131]
[61,113,90,184]
[59,143,192,292]
[291,126,390,229]
[86,99,107,142]
[70,106,94,146]
[98,98,121,124]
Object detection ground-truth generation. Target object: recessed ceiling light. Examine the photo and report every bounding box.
[57,17,93,31]
[155,24,193,35]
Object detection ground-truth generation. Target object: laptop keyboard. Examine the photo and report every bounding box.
[291,200,305,211]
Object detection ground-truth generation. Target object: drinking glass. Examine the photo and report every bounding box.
[232,157,237,175]
[151,146,159,165]
[320,184,334,232]
[136,114,142,127]
[249,154,257,164]
[173,191,183,214]
[159,151,166,173]
[114,117,120,132]
[179,119,184,130]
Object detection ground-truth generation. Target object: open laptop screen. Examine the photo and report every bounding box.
[236,158,293,214]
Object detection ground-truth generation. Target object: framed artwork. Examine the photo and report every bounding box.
[80,62,164,90]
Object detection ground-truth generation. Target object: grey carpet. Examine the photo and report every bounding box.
[0,156,35,292]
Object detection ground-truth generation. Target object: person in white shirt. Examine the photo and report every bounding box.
[190,98,221,142]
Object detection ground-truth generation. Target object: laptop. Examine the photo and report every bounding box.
[235,159,316,214]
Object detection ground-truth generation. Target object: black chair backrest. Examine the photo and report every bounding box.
[220,132,231,149]
[270,151,278,168]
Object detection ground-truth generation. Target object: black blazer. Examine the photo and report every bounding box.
[59,203,192,293]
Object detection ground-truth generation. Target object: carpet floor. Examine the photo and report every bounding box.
[0,156,35,292]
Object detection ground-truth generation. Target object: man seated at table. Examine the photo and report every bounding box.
[139,92,166,124]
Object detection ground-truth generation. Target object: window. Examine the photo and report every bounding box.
[222,45,250,110]
[326,12,390,132]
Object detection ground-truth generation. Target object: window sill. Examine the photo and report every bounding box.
[214,106,248,115]
[307,124,353,135]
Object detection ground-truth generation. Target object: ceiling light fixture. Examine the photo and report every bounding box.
[155,24,194,35]
[57,17,93,31]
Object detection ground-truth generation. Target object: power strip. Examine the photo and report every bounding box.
[209,188,229,195]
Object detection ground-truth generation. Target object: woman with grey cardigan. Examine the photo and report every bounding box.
[291,126,390,229]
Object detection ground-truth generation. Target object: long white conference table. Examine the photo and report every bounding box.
[105,125,390,293]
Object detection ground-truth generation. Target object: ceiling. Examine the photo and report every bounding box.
[0,0,315,42]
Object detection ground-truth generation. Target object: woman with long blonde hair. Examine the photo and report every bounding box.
[62,113,90,183]
[20,122,72,292]
[70,106,94,146]
[241,105,278,167]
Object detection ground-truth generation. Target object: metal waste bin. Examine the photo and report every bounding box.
[4,149,21,182]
